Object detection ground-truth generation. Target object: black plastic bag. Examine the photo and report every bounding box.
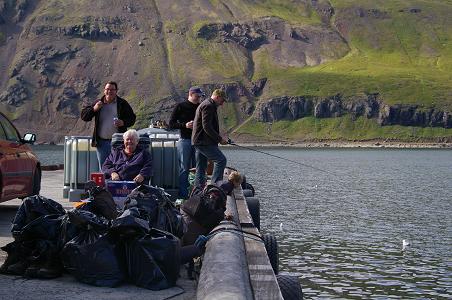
[125,228,181,290]
[14,214,64,242]
[82,181,118,220]
[58,209,109,251]
[58,214,80,250]
[66,209,110,232]
[12,195,65,233]
[123,185,160,219]
[109,208,150,239]
[154,199,185,239]
[124,185,184,238]
[61,232,125,287]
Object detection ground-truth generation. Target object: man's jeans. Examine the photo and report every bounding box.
[177,138,195,199]
[194,145,227,187]
[96,139,112,169]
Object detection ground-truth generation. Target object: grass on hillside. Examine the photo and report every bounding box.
[235,115,452,142]
[252,0,452,111]
[186,22,250,81]
[219,102,239,132]
[228,0,323,25]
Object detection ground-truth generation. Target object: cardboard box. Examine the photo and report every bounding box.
[106,180,137,208]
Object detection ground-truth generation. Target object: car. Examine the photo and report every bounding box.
[0,111,41,202]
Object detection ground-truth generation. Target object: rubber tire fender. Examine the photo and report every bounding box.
[242,182,255,196]
[276,274,303,300]
[245,197,260,230]
[262,233,279,275]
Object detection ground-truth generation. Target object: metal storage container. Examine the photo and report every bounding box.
[64,128,180,201]
[63,136,99,201]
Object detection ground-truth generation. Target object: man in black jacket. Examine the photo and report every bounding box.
[191,89,228,187]
[81,81,136,168]
[169,86,203,199]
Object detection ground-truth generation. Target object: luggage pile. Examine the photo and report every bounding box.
[0,183,185,290]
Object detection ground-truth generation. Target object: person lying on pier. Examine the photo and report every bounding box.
[217,170,242,195]
[102,129,152,184]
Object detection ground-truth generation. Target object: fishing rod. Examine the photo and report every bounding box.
[227,139,334,175]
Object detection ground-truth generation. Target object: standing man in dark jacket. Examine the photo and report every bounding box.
[81,81,136,168]
[169,86,204,199]
[192,89,228,187]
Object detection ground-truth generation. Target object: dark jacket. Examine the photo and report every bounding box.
[191,98,221,146]
[81,96,136,147]
[102,145,152,182]
[168,100,199,139]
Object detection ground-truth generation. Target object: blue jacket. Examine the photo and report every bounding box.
[102,145,152,182]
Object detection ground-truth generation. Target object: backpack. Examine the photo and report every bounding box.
[181,184,226,231]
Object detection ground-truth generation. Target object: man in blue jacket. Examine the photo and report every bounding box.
[191,89,228,187]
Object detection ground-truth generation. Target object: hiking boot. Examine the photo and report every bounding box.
[7,260,29,275]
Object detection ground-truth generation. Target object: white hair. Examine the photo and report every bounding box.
[123,129,139,141]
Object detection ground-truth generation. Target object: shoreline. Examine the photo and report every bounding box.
[38,141,452,149]
[224,141,452,149]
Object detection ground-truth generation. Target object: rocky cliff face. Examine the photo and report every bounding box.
[256,94,452,128]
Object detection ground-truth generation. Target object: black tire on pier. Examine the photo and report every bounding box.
[32,168,41,196]
[276,274,303,300]
[262,234,278,275]
[245,197,260,230]
[243,189,254,197]
[242,182,255,196]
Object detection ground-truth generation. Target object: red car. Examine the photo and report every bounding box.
[0,111,41,202]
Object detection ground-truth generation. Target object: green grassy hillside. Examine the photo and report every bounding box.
[232,0,452,142]
[253,0,452,109]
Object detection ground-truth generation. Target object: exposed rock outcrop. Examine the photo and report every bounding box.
[55,78,99,117]
[256,94,452,128]
[11,45,79,78]
[378,104,452,128]
[32,16,124,40]
[311,0,335,24]
[0,77,28,106]
[196,16,350,67]
[197,22,267,50]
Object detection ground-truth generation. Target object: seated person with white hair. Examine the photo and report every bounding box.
[102,129,152,184]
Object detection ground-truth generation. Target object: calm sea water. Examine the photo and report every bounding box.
[33,145,452,299]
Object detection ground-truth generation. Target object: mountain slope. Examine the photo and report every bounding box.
[0,0,451,143]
